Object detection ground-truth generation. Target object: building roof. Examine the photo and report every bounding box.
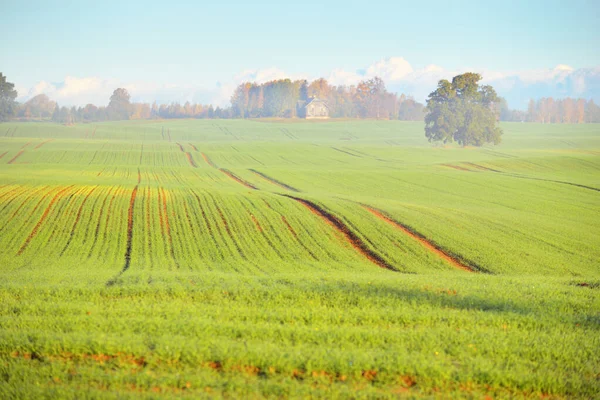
[304,98,329,109]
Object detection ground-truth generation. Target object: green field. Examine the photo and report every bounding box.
[0,120,599,399]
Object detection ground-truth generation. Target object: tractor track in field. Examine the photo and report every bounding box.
[444,161,599,193]
[442,163,471,171]
[185,152,197,168]
[240,199,285,261]
[331,147,362,158]
[106,184,139,286]
[34,139,53,149]
[7,150,25,164]
[198,151,256,189]
[362,206,479,273]
[88,187,116,258]
[144,187,153,257]
[261,198,319,261]
[59,186,98,256]
[250,214,263,232]
[17,186,76,255]
[504,173,600,193]
[462,162,503,173]
[0,151,7,159]
[281,195,397,271]
[159,187,178,267]
[453,162,600,193]
[205,194,246,260]
[200,152,217,168]
[189,143,198,152]
[220,169,258,190]
[248,169,300,192]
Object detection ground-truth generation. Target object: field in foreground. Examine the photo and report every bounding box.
[0,120,599,398]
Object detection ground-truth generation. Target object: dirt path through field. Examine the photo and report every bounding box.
[220,169,258,190]
[363,206,475,272]
[283,195,396,271]
[7,150,25,164]
[249,169,300,192]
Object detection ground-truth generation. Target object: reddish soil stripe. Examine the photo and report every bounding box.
[462,162,503,173]
[200,152,217,168]
[0,186,38,218]
[282,195,396,271]
[250,214,263,232]
[2,186,51,224]
[160,187,177,265]
[362,206,475,273]
[157,188,166,237]
[185,152,197,168]
[248,169,300,192]
[105,186,139,284]
[189,143,198,152]
[59,187,98,256]
[34,139,54,149]
[88,187,116,258]
[17,186,75,255]
[176,143,185,152]
[220,169,257,190]
[281,216,297,237]
[21,142,31,149]
[213,201,245,258]
[261,198,318,260]
[117,186,139,278]
[442,164,470,171]
[7,150,25,164]
[0,151,8,159]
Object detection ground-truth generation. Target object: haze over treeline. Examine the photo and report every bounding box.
[2,72,600,123]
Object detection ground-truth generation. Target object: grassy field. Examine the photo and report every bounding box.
[0,120,599,398]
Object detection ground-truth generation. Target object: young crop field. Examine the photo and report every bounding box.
[0,120,599,399]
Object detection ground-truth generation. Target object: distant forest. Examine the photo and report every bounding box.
[4,73,600,123]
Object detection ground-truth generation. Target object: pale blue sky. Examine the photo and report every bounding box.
[1,0,598,108]
[2,0,598,86]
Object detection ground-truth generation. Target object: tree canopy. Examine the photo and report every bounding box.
[107,88,132,121]
[425,73,502,146]
[0,73,18,121]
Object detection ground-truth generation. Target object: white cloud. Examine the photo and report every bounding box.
[327,68,362,86]
[15,60,600,110]
[365,57,414,82]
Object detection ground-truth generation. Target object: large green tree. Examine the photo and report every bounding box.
[425,73,502,146]
[107,88,132,120]
[0,73,18,121]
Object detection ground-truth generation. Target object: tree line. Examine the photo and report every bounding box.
[230,77,425,120]
[1,71,599,123]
